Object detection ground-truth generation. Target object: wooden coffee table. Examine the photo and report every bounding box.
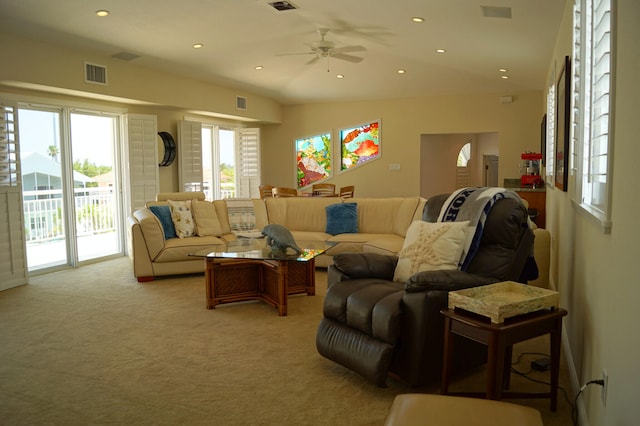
[190,239,324,316]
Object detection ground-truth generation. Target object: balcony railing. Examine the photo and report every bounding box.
[23,187,116,242]
[23,184,239,243]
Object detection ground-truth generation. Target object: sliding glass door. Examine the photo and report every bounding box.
[18,105,123,273]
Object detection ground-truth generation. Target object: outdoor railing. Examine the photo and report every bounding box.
[24,184,238,243]
[23,187,116,242]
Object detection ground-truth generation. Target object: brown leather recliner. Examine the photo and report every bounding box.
[316,193,536,387]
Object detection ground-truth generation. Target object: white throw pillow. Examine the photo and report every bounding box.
[167,199,196,238]
[393,220,469,283]
[191,200,223,236]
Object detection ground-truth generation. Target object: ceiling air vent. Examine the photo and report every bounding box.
[236,96,247,111]
[112,51,140,61]
[481,6,512,19]
[268,1,298,12]
[84,62,107,85]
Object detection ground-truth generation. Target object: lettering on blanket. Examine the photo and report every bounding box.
[442,188,475,222]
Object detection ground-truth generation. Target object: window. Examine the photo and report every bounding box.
[295,132,332,189]
[340,120,380,172]
[457,143,471,167]
[181,118,260,200]
[572,0,614,232]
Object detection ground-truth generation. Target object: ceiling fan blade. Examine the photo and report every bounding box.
[333,45,367,54]
[332,53,363,63]
[276,51,315,57]
[306,56,320,65]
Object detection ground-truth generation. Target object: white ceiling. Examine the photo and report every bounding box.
[0,0,566,105]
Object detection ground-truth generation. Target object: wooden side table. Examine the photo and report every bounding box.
[440,307,568,411]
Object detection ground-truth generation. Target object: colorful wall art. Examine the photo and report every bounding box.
[295,132,332,188]
[340,120,380,171]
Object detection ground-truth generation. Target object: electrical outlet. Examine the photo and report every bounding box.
[601,369,608,406]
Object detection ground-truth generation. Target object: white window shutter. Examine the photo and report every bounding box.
[178,120,203,192]
[236,128,260,199]
[126,114,158,212]
[0,103,28,290]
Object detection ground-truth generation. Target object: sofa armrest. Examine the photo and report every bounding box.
[329,253,398,283]
[131,208,165,260]
[405,270,499,293]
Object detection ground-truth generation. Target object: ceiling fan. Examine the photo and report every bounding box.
[278,28,366,71]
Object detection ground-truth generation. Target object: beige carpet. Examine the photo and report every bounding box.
[0,257,573,425]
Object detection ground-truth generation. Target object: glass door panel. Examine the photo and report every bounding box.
[70,112,121,262]
[18,108,69,270]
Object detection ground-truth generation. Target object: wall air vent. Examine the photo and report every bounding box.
[236,96,247,111]
[268,1,298,12]
[84,62,107,85]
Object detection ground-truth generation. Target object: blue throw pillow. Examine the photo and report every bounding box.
[149,205,177,239]
[326,203,358,235]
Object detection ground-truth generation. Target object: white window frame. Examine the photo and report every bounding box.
[572,0,615,233]
[182,116,260,200]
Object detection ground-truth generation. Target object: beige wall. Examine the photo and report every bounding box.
[544,2,640,425]
[262,93,542,198]
[0,31,282,124]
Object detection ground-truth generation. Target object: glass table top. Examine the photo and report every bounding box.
[189,238,326,262]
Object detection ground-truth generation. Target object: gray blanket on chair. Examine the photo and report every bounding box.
[437,187,523,271]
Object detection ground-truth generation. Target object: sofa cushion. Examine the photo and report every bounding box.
[191,200,223,236]
[148,205,177,239]
[326,202,358,235]
[168,200,196,238]
[393,220,469,283]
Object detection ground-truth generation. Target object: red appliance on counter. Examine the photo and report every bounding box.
[520,152,543,187]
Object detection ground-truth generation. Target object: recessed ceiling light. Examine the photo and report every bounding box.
[192,43,204,49]
[436,49,446,53]
[255,66,263,70]
[499,68,508,73]
[96,10,109,17]
[501,75,509,79]
[397,69,406,74]
[336,74,344,79]
[412,17,424,23]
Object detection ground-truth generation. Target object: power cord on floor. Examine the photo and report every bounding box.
[571,379,605,426]
[510,352,574,417]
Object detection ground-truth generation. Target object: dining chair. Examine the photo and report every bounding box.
[272,187,298,197]
[259,184,274,199]
[339,185,355,198]
[311,183,336,196]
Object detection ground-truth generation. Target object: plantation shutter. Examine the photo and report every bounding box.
[0,102,28,290]
[584,0,612,211]
[236,128,260,199]
[127,114,158,212]
[178,120,203,192]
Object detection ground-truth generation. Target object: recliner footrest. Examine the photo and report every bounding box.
[316,318,394,387]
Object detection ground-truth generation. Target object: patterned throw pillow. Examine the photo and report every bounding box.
[167,200,196,238]
[393,220,469,283]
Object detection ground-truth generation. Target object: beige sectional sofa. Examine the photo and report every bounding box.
[127,192,426,281]
[127,191,550,288]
